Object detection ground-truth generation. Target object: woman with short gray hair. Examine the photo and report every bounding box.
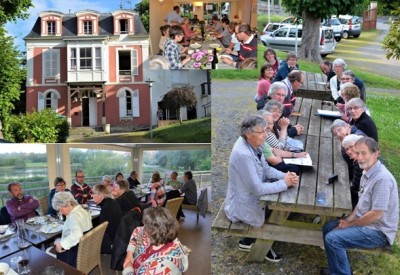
[342,134,364,208]
[330,58,347,102]
[52,191,92,267]
[347,98,378,141]
[225,114,298,262]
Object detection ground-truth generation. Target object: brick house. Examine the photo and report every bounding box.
[24,9,151,128]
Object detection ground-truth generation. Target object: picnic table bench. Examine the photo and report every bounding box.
[297,71,333,101]
[212,97,392,262]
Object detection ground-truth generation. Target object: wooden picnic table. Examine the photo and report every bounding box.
[297,71,333,101]
[212,97,353,262]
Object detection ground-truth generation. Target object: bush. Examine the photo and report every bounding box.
[4,109,70,143]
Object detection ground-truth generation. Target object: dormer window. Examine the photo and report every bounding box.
[112,11,135,35]
[39,11,63,36]
[47,21,56,35]
[120,19,128,34]
[83,21,93,34]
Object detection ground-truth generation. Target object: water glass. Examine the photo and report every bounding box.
[19,249,31,275]
[10,255,22,273]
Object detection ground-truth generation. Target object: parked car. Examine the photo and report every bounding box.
[322,18,343,42]
[261,22,291,35]
[260,25,336,57]
[338,15,361,38]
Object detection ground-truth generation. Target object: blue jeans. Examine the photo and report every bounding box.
[323,219,389,275]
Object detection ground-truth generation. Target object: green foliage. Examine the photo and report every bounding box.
[0,27,25,136]
[4,109,70,143]
[135,0,149,32]
[379,0,400,14]
[281,0,365,19]
[70,149,131,177]
[143,149,211,171]
[0,0,33,24]
[382,8,400,60]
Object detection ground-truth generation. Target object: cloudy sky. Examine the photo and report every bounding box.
[5,0,141,51]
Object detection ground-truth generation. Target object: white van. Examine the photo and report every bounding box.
[260,25,336,57]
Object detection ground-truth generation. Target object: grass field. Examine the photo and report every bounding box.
[144,117,211,143]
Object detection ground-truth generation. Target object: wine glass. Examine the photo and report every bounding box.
[19,249,31,275]
[10,255,22,273]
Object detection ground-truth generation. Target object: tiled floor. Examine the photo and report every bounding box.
[89,209,211,275]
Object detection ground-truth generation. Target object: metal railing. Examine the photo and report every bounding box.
[0,171,211,207]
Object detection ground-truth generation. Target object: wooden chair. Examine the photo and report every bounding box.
[182,188,208,224]
[76,221,109,275]
[165,197,184,219]
[38,196,48,216]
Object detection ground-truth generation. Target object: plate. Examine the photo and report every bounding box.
[0,230,13,243]
[26,216,48,225]
[40,223,63,234]
[89,209,100,217]
[0,263,9,275]
[209,43,220,49]
[190,43,201,49]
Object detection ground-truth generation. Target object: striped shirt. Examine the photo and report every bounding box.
[266,131,286,150]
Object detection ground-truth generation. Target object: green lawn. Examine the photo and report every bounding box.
[144,117,211,143]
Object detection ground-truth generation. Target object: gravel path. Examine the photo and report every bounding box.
[211,79,379,275]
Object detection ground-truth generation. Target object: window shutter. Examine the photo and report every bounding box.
[132,90,140,117]
[132,50,138,75]
[119,90,126,118]
[51,92,58,111]
[38,92,45,111]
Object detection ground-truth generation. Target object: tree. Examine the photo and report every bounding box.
[160,85,197,123]
[135,0,149,32]
[382,7,400,60]
[0,0,33,138]
[0,27,25,138]
[378,0,400,14]
[281,0,365,62]
[0,0,32,25]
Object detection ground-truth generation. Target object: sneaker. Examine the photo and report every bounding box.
[265,249,282,262]
[238,240,253,251]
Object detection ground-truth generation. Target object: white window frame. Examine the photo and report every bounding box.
[47,21,56,35]
[83,20,93,34]
[70,48,77,70]
[94,47,102,70]
[38,89,61,111]
[116,49,139,77]
[79,47,92,70]
[117,88,140,118]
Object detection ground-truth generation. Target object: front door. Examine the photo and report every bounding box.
[82,98,89,126]
[89,97,97,126]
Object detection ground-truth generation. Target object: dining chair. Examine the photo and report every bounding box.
[182,187,208,224]
[76,221,109,275]
[165,197,184,219]
[38,196,48,216]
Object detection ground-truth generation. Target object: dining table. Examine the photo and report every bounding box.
[1,245,85,275]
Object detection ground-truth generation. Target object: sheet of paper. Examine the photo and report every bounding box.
[317,109,341,118]
[283,154,313,166]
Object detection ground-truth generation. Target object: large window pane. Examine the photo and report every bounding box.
[0,145,48,207]
[142,149,211,187]
[69,148,132,186]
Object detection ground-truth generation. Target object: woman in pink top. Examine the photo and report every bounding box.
[181,17,196,41]
[263,48,280,77]
[256,63,275,102]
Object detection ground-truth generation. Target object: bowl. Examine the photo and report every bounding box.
[190,43,202,49]
[187,50,194,55]
[0,263,9,274]
[209,43,220,49]
[0,225,7,234]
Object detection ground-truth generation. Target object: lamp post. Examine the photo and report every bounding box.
[145,79,155,140]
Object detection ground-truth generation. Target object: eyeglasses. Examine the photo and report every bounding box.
[347,106,361,111]
[269,108,283,114]
[56,183,66,187]
[251,127,268,134]
[341,77,352,81]
[298,80,304,85]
